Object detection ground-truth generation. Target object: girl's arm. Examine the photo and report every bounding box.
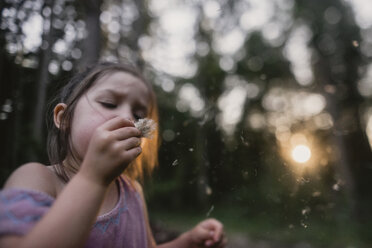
[0,117,142,248]
[134,181,227,248]
[23,173,108,248]
[0,163,107,248]
[156,219,227,248]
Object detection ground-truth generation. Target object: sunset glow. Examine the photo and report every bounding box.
[291,145,311,163]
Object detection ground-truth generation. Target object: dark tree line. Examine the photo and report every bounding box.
[1,0,372,246]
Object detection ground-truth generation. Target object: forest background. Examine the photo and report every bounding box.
[1,0,372,247]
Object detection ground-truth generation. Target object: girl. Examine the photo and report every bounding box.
[0,62,227,248]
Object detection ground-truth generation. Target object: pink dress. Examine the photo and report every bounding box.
[0,176,148,248]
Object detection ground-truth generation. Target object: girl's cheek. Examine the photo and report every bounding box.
[70,97,114,157]
[71,118,104,158]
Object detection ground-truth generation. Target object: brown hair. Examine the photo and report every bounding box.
[47,62,159,182]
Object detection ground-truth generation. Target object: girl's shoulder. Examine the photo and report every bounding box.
[3,162,59,198]
[122,176,143,194]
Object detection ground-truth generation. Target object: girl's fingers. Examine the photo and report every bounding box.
[213,226,224,242]
[196,228,213,241]
[205,234,227,248]
[211,233,227,247]
[112,127,141,140]
[119,137,141,151]
[100,116,135,131]
[201,219,224,242]
[125,146,142,160]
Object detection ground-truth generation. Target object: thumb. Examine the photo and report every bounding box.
[191,225,214,244]
[197,227,214,241]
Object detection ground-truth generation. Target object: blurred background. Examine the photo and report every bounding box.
[1,0,372,247]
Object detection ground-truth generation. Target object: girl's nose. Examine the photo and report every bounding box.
[119,106,134,122]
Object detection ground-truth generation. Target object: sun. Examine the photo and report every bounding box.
[291,145,311,163]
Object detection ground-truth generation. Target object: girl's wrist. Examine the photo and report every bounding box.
[78,160,113,187]
[75,170,110,191]
[179,230,193,248]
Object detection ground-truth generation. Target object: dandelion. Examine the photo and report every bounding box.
[134,118,157,138]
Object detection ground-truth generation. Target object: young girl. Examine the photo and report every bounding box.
[0,62,227,248]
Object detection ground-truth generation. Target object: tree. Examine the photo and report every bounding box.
[79,0,103,68]
[32,0,56,159]
[297,0,372,221]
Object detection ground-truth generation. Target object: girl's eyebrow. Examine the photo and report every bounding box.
[99,88,124,97]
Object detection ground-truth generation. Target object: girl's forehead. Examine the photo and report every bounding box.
[90,71,149,94]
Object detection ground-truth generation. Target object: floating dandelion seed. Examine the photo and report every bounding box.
[352,40,359,47]
[134,118,157,138]
[301,207,311,215]
[297,177,310,184]
[206,205,214,217]
[189,148,194,152]
[171,159,179,166]
[301,221,308,228]
[240,135,249,146]
[332,183,340,191]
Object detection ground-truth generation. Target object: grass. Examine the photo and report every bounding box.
[149,204,371,248]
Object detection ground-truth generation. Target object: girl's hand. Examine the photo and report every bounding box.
[186,218,227,248]
[79,116,142,186]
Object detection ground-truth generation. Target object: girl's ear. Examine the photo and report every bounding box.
[54,103,67,129]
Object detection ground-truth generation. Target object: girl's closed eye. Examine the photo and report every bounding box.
[100,101,117,109]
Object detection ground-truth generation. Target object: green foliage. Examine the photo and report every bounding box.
[1,0,372,245]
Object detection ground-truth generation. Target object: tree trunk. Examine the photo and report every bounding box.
[128,0,148,68]
[299,0,372,224]
[324,91,358,216]
[32,0,55,160]
[79,0,103,69]
[314,54,372,223]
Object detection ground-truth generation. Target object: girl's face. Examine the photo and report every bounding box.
[70,71,150,161]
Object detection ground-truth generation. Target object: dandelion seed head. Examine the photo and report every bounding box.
[134,118,157,138]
